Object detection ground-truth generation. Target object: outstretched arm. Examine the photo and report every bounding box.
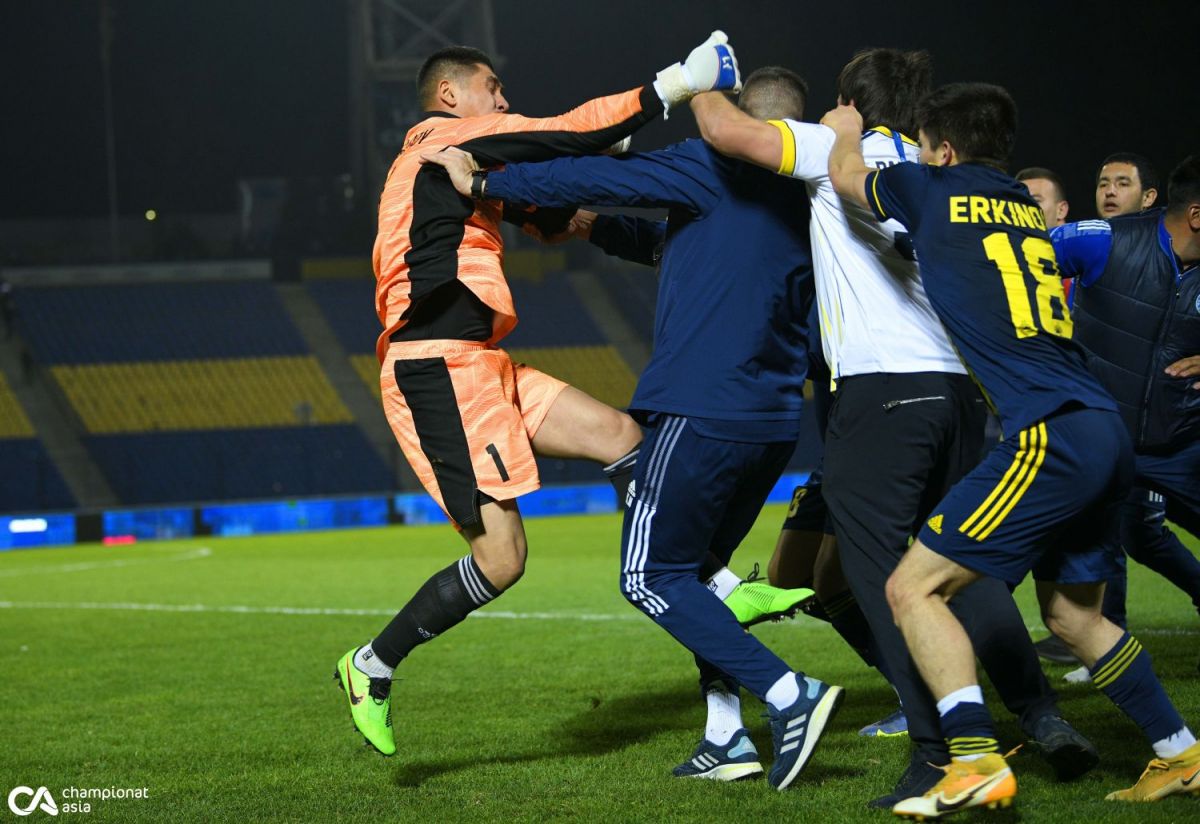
[420,144,718,213]
[689,91,785,172]
[448,31,744,168]
[823,104,871,210]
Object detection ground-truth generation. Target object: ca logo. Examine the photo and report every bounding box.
[7,786,58,817]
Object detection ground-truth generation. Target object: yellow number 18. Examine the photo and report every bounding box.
[982,232,1073,339]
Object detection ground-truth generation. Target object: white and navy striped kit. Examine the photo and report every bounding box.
[617,413,798,700]
[621,416,687,616]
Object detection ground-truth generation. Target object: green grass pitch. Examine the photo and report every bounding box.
[1,505,1197,822]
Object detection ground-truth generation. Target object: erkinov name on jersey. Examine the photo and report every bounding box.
[948,196,1048,230]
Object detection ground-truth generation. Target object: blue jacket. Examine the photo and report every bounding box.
[487,139,814,438]
[1053,209,1200,452]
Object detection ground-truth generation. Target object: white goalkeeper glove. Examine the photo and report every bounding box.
[654,30,742,117]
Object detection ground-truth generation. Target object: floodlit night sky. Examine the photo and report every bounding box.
[3,1,1197,221]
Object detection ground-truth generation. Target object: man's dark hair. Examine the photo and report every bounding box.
[836,48,932,137]
[1096,152,1160,194]
[1016,167,1067,200]
[917,82,1017,168]
[417,46,495,108]
[1167,155,1200,214]
[738,66,808,121]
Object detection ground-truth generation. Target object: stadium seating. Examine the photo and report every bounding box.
[15,280,308,364]
[306,277,377,355]
[0,372,75,511]
[86,425,390,504]
[592,266,658,343]
[10,281,392,506]
[51,357,352,433]
[6,270,817,510]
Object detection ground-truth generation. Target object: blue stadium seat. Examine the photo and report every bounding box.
[593,267,658,345]
[504,276,608,347]
[85,425,393,504]
[0,439,76,512]
[306,278,377,354]
[13,281,308,364]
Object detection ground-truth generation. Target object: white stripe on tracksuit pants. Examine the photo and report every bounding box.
[618,414,802,700]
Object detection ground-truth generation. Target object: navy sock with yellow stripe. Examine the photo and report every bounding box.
[939,700,1000,760]
[1090,632,1184,744]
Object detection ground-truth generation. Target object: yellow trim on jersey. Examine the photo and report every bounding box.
[869,126,920,146]
[1091,636,1142,688]
[958,422,1048,540]
[869,172,887,218]
[768,119,796,176]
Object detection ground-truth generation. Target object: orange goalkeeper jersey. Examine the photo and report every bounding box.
[372,86,662,363]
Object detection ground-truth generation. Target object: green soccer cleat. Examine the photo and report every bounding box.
[334,648,396,756]
[723,566,815,627]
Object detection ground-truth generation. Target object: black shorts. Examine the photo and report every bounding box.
[781,471,832,534]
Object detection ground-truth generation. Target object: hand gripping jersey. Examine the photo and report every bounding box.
[372,87,662,363]
[769,122,964,380]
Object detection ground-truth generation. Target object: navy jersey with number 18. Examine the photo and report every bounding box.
[865,161,1116,437]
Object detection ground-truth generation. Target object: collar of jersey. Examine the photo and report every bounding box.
[865,126,919,146]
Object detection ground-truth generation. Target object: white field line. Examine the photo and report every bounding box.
[0,599,640,622]
[0,546,212,578]
[0,598,1193,636]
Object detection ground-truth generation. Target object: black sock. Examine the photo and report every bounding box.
[603,446,639,509]
[371,555,500,668]
[697,551,726,582]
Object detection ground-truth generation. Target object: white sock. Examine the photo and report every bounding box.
[704,684,743,746]
[707,567,742,602]
[1063,665,1091,684]
[1153,726,1197,760]
[765,672,800,711]
[353,642,394,679]
[936,684,985,717]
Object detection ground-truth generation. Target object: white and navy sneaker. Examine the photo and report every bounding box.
[767,675,845,790]
[672,728,763,781]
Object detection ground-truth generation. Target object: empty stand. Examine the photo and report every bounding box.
[86,425,393,504]
[306,278,377,355]
[0,371,34,439]
[10,280,391,507]
[592,267,658,344]
[52,356,351,433]
[14,281,308,364]
[0,372,75,511]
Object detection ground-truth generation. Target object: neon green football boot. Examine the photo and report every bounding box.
[723,566,815,627]
[334,648,396,756]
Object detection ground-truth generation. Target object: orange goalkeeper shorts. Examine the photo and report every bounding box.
[380,340,568,528]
